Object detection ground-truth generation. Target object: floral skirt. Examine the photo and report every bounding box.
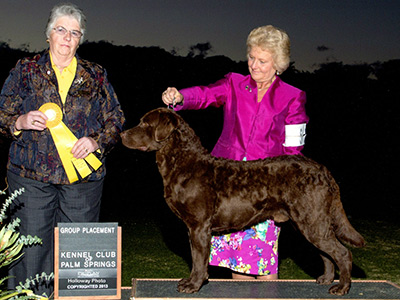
[209,219,280,275]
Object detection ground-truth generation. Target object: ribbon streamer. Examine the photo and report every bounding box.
[39,103,102,183]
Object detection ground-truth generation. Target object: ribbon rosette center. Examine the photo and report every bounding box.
[39,103,62,128]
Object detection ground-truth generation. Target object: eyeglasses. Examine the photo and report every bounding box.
[53,26,82,39]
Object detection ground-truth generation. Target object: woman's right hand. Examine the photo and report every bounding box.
[161,87,183,106]
[15,110,48,131]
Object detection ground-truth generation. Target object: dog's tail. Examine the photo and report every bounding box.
[331,191,366,248]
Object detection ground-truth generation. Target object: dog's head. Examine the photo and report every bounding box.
[121,108,179,151]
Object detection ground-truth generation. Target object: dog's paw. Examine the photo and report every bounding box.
[328,283,350,295]
[316,274,334,285]
[177,278,201,293]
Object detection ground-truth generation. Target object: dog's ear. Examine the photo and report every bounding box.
[155,111,179,141]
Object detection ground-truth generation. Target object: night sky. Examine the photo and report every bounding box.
[1,0,399,71]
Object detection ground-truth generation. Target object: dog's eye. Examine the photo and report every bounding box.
[141,122,150,128]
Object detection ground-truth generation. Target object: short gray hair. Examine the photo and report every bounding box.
[45,3,86,44]
[247,25,291,74]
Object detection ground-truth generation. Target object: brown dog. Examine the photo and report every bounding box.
[120,107,365,295]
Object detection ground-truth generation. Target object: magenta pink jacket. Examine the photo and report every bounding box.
[176,72,309,161]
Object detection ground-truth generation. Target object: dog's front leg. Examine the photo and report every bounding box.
[177,225,211,293]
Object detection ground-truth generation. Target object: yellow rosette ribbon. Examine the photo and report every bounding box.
[39,103,102,183]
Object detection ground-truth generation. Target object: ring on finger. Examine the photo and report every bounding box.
[31,120,36,125]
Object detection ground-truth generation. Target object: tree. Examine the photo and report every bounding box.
[187,42,213,58]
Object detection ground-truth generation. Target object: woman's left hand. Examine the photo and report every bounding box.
[71,137,99,159]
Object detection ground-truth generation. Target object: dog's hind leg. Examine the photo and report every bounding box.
[317,239,353,295]
[316,254,335,285]
[328,248,353,295]
[305,232,353,295]
[177,224,211,293]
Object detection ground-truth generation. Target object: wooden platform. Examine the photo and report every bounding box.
[124,279,400,300]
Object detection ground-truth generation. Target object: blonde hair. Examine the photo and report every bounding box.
[247,25,290,74]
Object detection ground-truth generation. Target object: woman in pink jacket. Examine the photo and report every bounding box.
[162,25,308,280]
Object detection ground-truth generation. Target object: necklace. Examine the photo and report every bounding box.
[258,86,269,91]
[257,76,276,91]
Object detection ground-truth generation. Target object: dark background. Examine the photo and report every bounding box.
[0,41,399,224]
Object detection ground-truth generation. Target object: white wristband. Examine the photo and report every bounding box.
[283,123,307,147]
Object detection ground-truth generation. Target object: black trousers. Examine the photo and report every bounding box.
[6,171,104,297]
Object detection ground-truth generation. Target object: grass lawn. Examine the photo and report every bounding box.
[118,212,400,287]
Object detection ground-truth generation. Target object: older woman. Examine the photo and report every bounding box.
[162,25,308,280]
[0,3,125,295]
